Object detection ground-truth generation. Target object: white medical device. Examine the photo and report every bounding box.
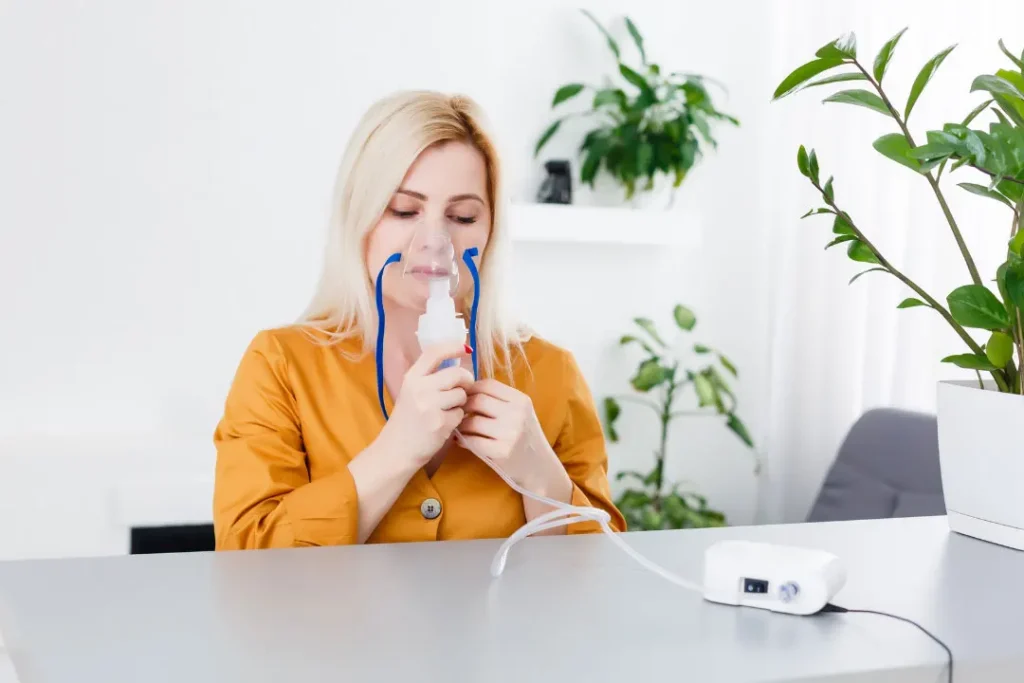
[702,540,847,615]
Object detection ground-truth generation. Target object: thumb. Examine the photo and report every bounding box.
[408,341,473,378]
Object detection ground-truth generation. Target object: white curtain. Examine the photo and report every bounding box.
[756,0,1023,521]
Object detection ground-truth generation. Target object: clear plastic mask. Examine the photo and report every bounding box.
[400,216,459,303]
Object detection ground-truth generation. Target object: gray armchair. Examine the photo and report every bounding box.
[807,408,946,522]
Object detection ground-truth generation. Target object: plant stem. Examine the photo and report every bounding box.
[669,410,713,419]
[654,367,677,498]
[815,183,1011,392]
[1016,311,1024,395]
[968,163,1024,187]
[855,61,983,287]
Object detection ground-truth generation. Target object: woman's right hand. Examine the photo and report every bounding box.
[378,341,474,466]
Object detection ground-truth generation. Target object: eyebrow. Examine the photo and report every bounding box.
[395,188,485,204]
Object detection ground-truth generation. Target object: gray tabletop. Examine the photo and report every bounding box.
[0,516,1020,683]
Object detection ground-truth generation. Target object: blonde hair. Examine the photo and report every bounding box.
[300,90,525,378]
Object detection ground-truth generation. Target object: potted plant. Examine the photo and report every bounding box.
[534,11,738,209]
[774,31,1024,549]
[603,305,755,530]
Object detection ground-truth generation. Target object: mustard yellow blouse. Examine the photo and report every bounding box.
[213,326,626,549]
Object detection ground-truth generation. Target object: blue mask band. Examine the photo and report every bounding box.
[462,247,481,381]
[375,252,402,421]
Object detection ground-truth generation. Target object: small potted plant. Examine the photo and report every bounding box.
[603,305,755,530]
[535,11,738,209]
[774,31,1024,549]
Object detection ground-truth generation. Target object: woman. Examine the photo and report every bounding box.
[213,91,625,549]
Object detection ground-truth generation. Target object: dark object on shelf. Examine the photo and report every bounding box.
[131,524,215,554]
[537,159,572,204]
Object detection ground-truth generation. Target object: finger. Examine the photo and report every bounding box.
[409,342,473,378]
[466,378,518,401]
[444,408,465,432]
[437,387,467,411]
[455,433,500,460]
[427,366,475,392]
[459,414,502,439]
[463,392,505,418]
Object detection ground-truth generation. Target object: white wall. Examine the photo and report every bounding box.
[3,0,1019,557]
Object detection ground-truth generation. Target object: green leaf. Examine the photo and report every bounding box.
[694,373,716,406]
[823,89,891,116]
[800,72,868,90]
[947,284,1011,330]
[726,414,754,448]
[999,38,1024,71]
[1004,261,1024,312]
[808,149,820,184]
[873,133,921,172]
[534,119,561,157]
[958,182,1014,209]
[603,397,621,442]
[615,470,646,484]
[592,88,625,109]
[673,304,696,331]
[849,267,887,284]
[847,240,879,264]
[801,207,833,219]
[971,74,1024,100]
[580,148,601,186]
[552,83,585,107]
[718,354,738,377]
[624,17,646,64]
[833,214,855,235]
[816,33,857,60]
[693,344,711,354]
[873,27,908,83]
[633,317,666,347]
[1010,229,1024,257]
[905,44,957,121]
[825,234,858,249]
[941,353,998,370]
[998,39,1024,71]
[619,63,652,94]
[619,334,656,356]
[986,331,1015,367]
[897,297,929,309]
[993,94,1024,128]
[823,176,835,201]
[797,145,810,177]
[773,58,845,100]
[580,9,620,61]
[630,358,670,392]
[641,507,663,530]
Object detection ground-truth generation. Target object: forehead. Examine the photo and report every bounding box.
[400,141,488,197]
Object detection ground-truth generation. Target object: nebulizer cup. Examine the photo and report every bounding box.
[401,218,466,370]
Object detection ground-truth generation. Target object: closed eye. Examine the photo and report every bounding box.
[450,215,477,225]
[390,209,418,219]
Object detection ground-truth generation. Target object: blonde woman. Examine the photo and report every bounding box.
[213,91,625,549]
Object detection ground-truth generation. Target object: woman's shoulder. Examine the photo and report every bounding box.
[241,323,365,366]
[509,331,585,389]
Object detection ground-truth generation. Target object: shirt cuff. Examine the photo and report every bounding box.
[281,467,360,546]
[565,482,607,535]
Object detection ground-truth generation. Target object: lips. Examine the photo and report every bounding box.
[409,266,451,278]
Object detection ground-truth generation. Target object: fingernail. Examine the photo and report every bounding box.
[464,344,473,354]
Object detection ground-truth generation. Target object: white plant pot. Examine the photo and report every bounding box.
[937,380,1024,550]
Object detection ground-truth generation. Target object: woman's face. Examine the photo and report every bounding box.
[366,140,492,312]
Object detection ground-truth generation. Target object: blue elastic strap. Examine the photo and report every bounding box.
[462,247,481,381]
[375,252,402,420]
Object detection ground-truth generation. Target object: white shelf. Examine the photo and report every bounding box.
[507,202,700,247]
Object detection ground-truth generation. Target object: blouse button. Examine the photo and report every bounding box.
[420,498,442,520]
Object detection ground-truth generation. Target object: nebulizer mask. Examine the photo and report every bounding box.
[373,217,700,591]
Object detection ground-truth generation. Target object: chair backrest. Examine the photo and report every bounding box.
[807,408,946,522]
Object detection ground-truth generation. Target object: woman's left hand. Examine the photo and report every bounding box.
[457,379,572,499]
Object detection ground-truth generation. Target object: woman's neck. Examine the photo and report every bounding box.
[381,300,423,365]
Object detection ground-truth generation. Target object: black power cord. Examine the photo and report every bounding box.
[821,603,953,683]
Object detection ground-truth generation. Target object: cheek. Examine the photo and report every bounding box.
[364,219,407,278]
